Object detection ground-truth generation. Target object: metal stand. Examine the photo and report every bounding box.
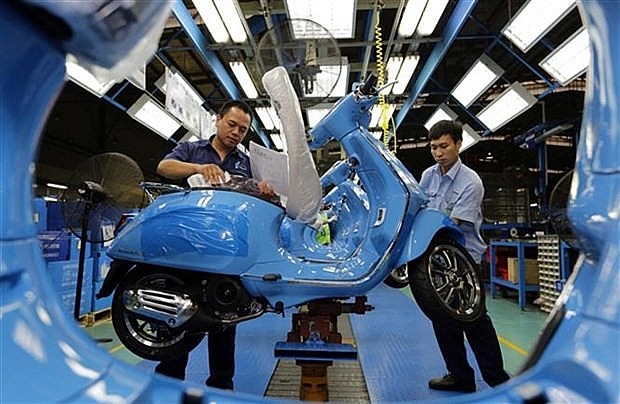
[274,297,373,402]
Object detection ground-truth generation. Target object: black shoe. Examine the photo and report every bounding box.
[205,377,233,391]
[428,374,476,393]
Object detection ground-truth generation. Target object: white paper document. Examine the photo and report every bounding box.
[249,141,289,198]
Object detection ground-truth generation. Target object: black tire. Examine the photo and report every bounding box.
[111,266,204,361]
[383,263,409,288]
[409,237,485,327]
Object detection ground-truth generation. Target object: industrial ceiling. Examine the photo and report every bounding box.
[36,0,585,218]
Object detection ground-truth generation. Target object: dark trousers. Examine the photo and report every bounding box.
[432,313,510,387]
[154,325,236,390]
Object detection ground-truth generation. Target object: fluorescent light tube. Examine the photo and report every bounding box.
[127,94,181,139]
[192,0,230,43]
[266,107,281,130]
[285,0,355,39]
[392,55,420,95]
[270,133,286,151]
[451,54,504,107]
[539,27,589,86]
[476,82,537,132]
[398,0,428,37]
[229,61,258,99]
[424,103,458,130]
[501,0,577,52]
[213,0,247,43]
[256,107,277,130]
[46,183,68,190]
[416,0,449,36]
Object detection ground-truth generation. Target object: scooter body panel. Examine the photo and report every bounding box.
[107,189,286,275]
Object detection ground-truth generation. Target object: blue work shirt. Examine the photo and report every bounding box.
[419,159,487,261]
[163,136,253,178]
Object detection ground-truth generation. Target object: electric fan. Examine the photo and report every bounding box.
[256,18,343,108]
[59,152,145,320]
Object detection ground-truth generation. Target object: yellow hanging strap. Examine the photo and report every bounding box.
[374,7,397,154]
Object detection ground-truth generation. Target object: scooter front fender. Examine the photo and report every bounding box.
[394,208,464,267]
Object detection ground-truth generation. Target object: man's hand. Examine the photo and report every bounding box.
[257,180,276,197]
[196,163,228,184]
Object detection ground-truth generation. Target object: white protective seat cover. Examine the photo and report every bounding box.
[261,67,322,228]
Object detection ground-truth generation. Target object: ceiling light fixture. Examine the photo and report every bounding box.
[416,0,449,36]
[383,55,421,95]
[501,0,577,52]
[256,106,282,131]
[270,133,286,151]
[424,103,458,130]
[192,0,247,43]
[65,55,116,97]
[398,0,426,37]
[285,0,355,39]
[46,183,68,190]
[398,0,449,37]
[451,54,504,108]
[127,94,182,140]
[229,61,259,99]
[539,26,590,86]
[476,82,538,132]
[460,124,482,153]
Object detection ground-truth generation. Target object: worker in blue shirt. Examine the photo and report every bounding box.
[419,120,510,393]
[154,100,274,390]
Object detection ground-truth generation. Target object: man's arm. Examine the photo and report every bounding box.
[450,181,483,225]
[157,159,227,183]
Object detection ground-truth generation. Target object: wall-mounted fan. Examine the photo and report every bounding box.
[59,152,145,319]
[548,169,579,250]
[256,18,343,108]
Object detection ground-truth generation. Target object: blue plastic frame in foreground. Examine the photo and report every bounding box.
[0,1,618,402]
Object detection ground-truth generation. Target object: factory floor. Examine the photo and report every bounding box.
[82,283,548,402]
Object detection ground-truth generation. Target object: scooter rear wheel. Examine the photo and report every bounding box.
[383,263,409,289]
[409,237,485,327]
[111,266,204,361]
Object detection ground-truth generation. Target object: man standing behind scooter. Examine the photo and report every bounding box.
[154,100,274,390]
[419,120,510,393]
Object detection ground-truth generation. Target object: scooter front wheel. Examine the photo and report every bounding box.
[111,266,204,361]
[409,237,485,327]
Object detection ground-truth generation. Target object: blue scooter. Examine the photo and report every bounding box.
[99,65,484,361]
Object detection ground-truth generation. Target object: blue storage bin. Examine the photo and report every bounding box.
[38,230,71,262]
[32,197,47,231]
[59,285,93,317]
[46,258,93,291]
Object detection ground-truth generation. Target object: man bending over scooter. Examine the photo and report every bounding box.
[154,99,275,390]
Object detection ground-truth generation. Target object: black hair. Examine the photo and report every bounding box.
[218,100,253,123]
[428,120,463,143]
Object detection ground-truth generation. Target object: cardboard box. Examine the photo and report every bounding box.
[507,257,539,284]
